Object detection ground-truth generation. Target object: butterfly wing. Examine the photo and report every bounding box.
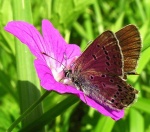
[71,28,139,110]
[77,71,138,110]
[115,25,141,74]
[72,31,124,77]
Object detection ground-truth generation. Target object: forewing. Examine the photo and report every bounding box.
[81,72,138,110]
[73,31,123,77]
[115,25,141,74]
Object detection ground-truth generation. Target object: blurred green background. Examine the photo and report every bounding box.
[0,0,150,132]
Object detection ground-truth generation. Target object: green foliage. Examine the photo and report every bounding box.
[0,0,150,131]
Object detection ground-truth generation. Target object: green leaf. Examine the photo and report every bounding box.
[10,0,44,130]
[130,108,144,132]
[94,116,115,132]
[133,98,150,113]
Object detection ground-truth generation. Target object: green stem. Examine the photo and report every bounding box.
[7,91,50,132]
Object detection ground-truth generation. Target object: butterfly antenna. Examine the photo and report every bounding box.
[41,52,66,68]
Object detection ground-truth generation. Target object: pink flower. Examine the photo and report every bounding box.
[4,20,124,120]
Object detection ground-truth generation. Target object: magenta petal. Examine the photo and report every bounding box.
[79,95,124,120]
[4,21,46,60]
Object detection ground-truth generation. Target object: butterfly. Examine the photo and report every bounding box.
[64,25,141,110]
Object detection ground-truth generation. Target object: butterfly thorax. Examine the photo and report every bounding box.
[64,69,84,90]
[64,69,90,93]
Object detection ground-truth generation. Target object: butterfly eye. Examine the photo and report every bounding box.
[64,70,72,78]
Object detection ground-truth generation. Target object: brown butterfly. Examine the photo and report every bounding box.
[65,25,141,110]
